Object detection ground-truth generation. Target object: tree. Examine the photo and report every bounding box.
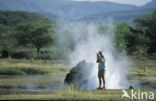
[133,10,156,53]
[135,45,148,72]
[16,21,54,57]
[114,22,133,53]
[0,11,56,58]
[0,24,17,58]
[131,10,156,72]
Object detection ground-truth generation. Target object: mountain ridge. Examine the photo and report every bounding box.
[0,0,138,19]
[0,0,155,20]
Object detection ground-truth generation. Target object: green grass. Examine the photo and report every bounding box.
[128,55,156,75]
[0,58,69,76]
[0,56,155,100]
[0,58,70,89]
[0,89,156,100]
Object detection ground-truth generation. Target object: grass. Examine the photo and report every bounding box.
[0,55,155,76]
[0,89,156,100]
[0,58,70,90]
[128,55,156,75]
[127,55,156,89]
[0,55,155,100]
[0,58,69,76]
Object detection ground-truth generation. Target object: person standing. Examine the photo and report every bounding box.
[96,51,106,89]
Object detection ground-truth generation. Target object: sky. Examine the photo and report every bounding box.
[72,0,152,6]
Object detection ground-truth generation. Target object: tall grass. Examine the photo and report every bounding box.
[128,55,156,75]
[0,59,70,75]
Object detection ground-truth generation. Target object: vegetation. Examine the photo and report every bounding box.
[0,57,155,100]
[133,10,156,53]
[0,59,69,75]
[0,10,156,60]
[114,10,156,55]
[0,89,156,100]
[114,23,132,53]
[0,11,56,59]
[128,55,156,75]
[0,6,155,101]
[16,21,53,57]
[113,10,156,72]
[0,58,70,90]
[0,57,155,89]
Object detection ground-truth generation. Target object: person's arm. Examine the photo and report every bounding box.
[98,57,102,63]
[99,56,105,63]
[96,54,100,63]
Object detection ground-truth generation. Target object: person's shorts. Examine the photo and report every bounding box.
[98,69,106,78]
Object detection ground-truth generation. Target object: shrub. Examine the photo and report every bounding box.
[0,68,26,75]
[0,67,49,75]
[19,68,49,75]
[11,51,35,59]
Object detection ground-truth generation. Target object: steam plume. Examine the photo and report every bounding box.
[55,19,132,89]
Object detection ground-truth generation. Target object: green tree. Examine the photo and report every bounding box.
[114,22,133,53]
[0,24,17,57]
[16,21,54,57]
[133,10,156,53]
[131,10,156,72]
[0,11,56,58]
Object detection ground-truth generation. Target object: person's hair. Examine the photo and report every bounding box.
[99,51,103,56]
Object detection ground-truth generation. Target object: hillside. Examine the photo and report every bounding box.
[0,11,50,25]
[141,0,156,8]
[81,8,155,22]
[0,0,138,20]
[0,0,155,21]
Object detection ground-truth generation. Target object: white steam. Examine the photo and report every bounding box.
[56,19,132,89]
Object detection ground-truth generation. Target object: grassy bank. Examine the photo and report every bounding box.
[0,89,156,100]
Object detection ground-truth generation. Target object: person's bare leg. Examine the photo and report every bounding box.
[98,77,102,88]
[102,77,105,89]
[103,70,106,89]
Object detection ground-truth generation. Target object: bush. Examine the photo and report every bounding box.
[38,50,52,60]
[11,51,35,59]
[0,67,49,75]
[0,68,26,75]
[19,68,49,75]
[0,50,9,58]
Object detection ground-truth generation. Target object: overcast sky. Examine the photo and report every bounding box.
[72,0,152,6]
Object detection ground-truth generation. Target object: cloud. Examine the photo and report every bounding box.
[71,0,152,6]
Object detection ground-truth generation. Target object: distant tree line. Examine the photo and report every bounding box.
[114,10,156,55]
[0,10,155,59]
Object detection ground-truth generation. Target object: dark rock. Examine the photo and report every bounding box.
[64,60,94,88]
[129,85,134,89]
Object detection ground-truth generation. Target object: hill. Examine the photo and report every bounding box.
[0,0,155,21]
[141,0,156,8]
[81,8,155,22]
[0,0,137,20]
